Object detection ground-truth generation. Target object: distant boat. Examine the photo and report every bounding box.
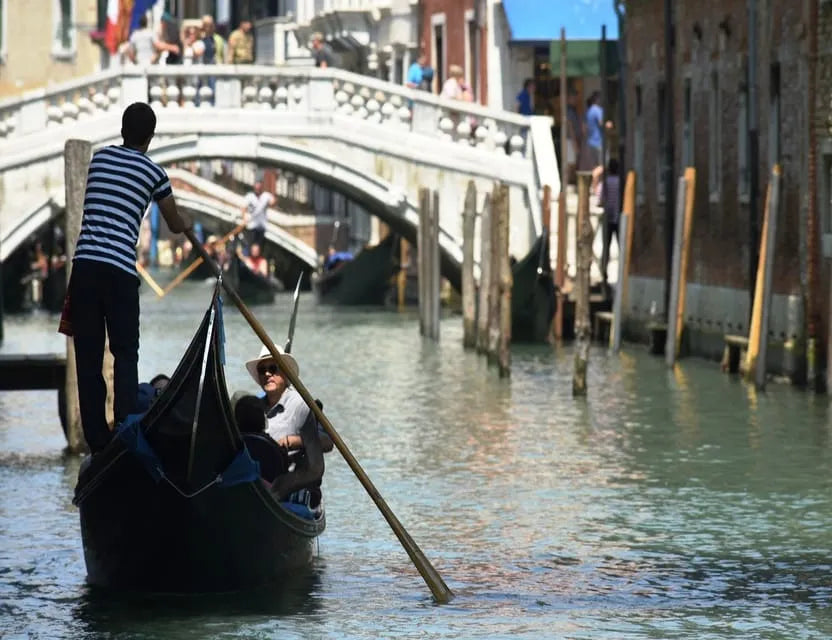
[227,253,281,305]
[312,233,397,306]
[73,286,326,591]
[511,233,556,343]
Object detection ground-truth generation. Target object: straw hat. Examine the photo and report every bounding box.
[245,345,299,386]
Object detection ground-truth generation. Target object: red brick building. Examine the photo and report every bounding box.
[419,0,488,104]
[623,0,828,384]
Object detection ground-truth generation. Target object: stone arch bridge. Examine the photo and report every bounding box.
[0,66,559,288]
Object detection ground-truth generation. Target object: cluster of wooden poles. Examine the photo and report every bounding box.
[417,181,513,376]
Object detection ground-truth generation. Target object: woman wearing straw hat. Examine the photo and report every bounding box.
[244,345,333,452]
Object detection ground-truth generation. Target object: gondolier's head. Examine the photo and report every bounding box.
[246,345,299,387]
[121,102,156,151]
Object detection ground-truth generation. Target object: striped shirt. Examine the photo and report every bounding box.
[73,145,172,277]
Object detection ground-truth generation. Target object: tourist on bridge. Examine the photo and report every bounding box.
[406,54,427,90]
[227,20,254,64]
[63,103,191,454]
[311,32,335,68]
[242,180,275,250]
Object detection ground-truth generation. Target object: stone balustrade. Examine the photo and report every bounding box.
[0,66,532,159]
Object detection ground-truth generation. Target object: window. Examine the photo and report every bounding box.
[682,77,693,168]
[657,82,667,200]
[431,13,446,92]
[738,85,749,199]
[635,84,644,199]
[465,9,478,101]
[709,71,721,199]
[769,63,781,168]
[53,0,76,58]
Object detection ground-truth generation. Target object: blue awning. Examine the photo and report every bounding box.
[502,0,620,42]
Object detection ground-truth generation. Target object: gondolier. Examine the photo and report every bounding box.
[65,102,191,454]
[242,180,275,250]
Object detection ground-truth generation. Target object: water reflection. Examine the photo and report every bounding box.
[2,281,832,638]
[73,570,323,638]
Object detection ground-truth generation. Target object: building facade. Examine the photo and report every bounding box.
[0,0,102,98]
[624,0,825,384]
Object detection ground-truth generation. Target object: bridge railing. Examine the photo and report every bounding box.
[0,66,533,160]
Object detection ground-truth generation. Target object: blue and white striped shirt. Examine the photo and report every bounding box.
[74,145,172,277]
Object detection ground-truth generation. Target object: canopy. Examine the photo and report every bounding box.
[549,39,620,78]
[502,0,620,42]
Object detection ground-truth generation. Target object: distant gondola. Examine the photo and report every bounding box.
[312,233,396,306]
[511,232,556,343]
[73,284,326,592]
[227,252,281,305]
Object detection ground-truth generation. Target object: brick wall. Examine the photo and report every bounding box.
[420,0,476,94]
[625,0,808,297]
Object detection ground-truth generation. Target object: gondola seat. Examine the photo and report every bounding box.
[242,433,288,483]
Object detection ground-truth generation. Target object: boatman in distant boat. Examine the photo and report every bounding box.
[64,102,191,454]
[241,180,275,251]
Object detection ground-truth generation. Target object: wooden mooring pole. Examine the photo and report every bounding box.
[573,172,593,396]
[554,26,568,340]
[418,188,440,340]
[487,184,503,366]
[746,165,782,389]
[496,184,512,377]
[64,139,91,453]
[611,170,637,352]
[476,194,492,353]
[461,181,477,349]
[666,168,696,365]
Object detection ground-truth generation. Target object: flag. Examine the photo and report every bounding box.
[104,0,120,53]
[129,0,158,34]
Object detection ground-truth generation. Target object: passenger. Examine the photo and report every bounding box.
[244,345,333,453]
[243,242,268,277]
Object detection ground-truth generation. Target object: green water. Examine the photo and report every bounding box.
[1,278,831,639]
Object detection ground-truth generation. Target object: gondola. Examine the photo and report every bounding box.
[511,232,556,343]
[73,283,326,592]
[312,233,396,306]
[227,253,281,305]
[181,249,217,281]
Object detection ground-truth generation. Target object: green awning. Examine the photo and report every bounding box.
[549,40,619,77]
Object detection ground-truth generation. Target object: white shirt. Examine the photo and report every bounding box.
[264,387,310,442]
[129,28,156,67]
[245,191,272,231]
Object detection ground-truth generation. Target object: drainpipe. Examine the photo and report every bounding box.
[663,0,675,317]
[807,0,821,388]
[748,0,760,321]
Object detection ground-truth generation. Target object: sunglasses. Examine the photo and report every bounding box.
[257,363,280,377]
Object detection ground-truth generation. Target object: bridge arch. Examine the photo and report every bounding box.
[148,135,465,289]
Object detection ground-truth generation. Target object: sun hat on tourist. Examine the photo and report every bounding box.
[245,345,299,385]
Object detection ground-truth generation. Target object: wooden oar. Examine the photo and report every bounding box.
[184,229,453,604]
[136,261,165,297]
[162,223,246,297]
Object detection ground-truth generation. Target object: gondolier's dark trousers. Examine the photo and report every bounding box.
[70,259,140,453]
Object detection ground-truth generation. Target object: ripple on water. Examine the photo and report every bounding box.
[2,288,832,638]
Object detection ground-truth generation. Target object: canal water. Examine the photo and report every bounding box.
[1,277,831,639]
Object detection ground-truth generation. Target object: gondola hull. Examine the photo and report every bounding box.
[74,286,324,592]
[511,234,556,343]
[77,449,322,591]
[312,234,396,306]
[228,254,278,305]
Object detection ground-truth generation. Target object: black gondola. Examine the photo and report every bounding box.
[311,233,396,306]
[511,233,556,343]
[73,284,325,592]
[227,253,281,305]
